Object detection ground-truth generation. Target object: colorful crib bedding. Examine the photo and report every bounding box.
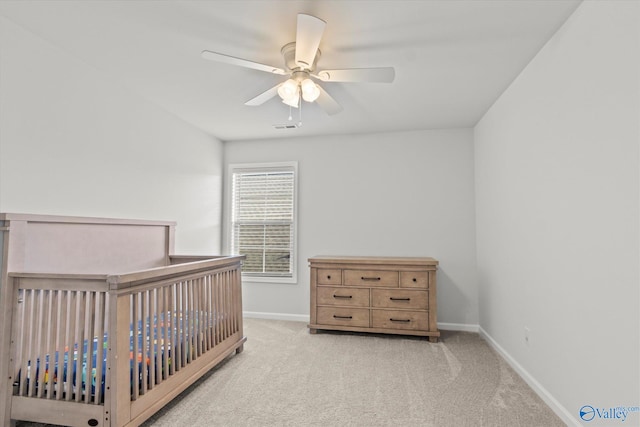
[15,312,209,402]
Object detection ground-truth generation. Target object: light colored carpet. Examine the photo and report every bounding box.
[142,318,564,427]
[17,318,565,426]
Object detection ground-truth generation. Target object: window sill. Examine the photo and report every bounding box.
[241,275,298,285]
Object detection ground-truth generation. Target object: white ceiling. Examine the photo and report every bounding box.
[0,0,581,142]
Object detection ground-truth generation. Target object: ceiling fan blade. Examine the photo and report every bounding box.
[201,50,287,75]
[244,84,281,106]
[315,86,343,116]
[315,67,395,83]
[295,14,326,70]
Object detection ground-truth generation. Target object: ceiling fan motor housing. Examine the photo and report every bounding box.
[281,42,321,72]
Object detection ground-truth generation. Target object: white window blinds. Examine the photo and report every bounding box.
[230,165,296,279]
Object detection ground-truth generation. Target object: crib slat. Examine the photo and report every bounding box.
[194,278,200,359]
[205,274,212,351]
[131,292,139,401]
[168,283,175,377]
[173,282,181,373]
[175,282,182,371]
[41,291,55,398]
[18,290,32,397]
[195,278,202,359]
[83,292,94,404]
[156,285,164,384]
[64,291,74,401]
[229,271,234,334]
[52,290,64,400]
[224,272,230,337]
[150,288,157,388]
[214,273,220,345]
[181,281,188,367]
[229,271,235,334]
[94,292,105,405]
[156,287,161,383]
[220,272,226,341]
[200,277,206,353]
[141,290,148,395]
[26,290,38,397]
[34,291,45,398]
[193,278,199,360]
[224,271,230,340]
[162,285,169,381]
[217,274,223,342]
[192,278,197,361]
[73,291,85,403]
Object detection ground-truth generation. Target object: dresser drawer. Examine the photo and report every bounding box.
[372,289,428,310]
[317,307,369,327]
[317,286,370,307]
[317,269,342,285]
[371,309,428,331]
[400,271,429,288]
[344,269,398,287]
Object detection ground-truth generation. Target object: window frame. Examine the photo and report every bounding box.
[225,161,298,284]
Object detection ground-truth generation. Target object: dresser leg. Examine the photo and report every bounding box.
[428,336,439,343]
[309,328,317,334]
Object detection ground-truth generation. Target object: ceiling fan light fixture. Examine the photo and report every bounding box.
[301,78,320,102]
[281,91,300,108]
[277,79,299,101]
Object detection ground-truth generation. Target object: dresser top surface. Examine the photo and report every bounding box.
[308,255,439,266]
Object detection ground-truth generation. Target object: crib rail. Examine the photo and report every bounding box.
[5,255,245,427]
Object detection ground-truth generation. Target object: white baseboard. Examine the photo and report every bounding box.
[438,322,480,332]
[243,311,310,323]
[479,327,580,427]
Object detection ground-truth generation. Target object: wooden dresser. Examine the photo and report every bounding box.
[308,256,440,342]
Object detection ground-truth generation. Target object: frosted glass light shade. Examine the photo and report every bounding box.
[301,78,320,102]
[282,93,299,108]
[278,79,298,100]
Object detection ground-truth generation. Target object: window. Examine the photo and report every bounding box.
[228,162,297,282]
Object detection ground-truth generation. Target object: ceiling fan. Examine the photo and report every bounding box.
[201,13,395,116]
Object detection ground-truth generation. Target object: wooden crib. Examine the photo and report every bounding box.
[0,213,246,427]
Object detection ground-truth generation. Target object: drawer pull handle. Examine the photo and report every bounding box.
[390,318,411,323]
[361,276,381,281]
[333,294,353,299]
[390,297,411,301]
[412,278,417,282]
[333,315,353,320]
[327,275,331,280]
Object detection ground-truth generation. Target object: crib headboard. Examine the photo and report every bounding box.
[0,213,176,277]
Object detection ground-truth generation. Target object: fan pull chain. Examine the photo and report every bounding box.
[288,105,293,121]
[298,93,303,127]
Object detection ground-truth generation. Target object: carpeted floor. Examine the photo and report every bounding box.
[142,318,563,426]
[17,318,565,426]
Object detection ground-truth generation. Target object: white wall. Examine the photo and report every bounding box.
[224,129,478,326]
[474,1,639,425]
[0,16,224,254]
